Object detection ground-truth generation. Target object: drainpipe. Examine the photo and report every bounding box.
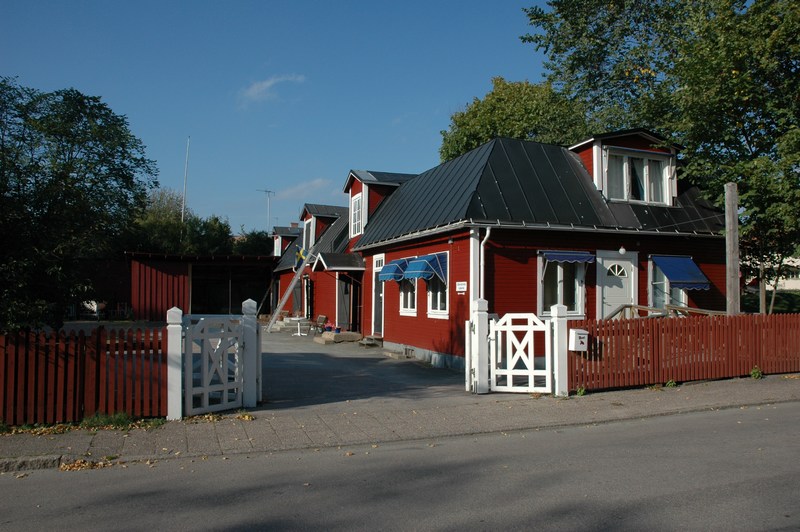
[480,227,492,300]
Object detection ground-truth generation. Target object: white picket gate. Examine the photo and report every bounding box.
[489,313,552,393]
[183,315,245,415]
[166,299,261,420]
[466,301,569,396]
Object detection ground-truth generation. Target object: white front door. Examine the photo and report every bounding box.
[597,250,638,318]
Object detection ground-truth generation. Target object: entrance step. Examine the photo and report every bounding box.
[359,335,383,348]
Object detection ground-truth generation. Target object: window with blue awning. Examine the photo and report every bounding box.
[404,253,447,282]
[651,255,710,290]
[378,258,409,282]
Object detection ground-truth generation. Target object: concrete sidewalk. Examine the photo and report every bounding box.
[2,331,799,472]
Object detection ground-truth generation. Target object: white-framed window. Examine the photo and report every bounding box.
[605,149,670,204]
[650,261,687,309]
[539,259,586,316]
[427,275,448,317]
[350,193,363,237]
[399,278,416,315]
[303,218,314,250]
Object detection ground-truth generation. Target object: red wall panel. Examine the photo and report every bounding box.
[130,260,189,321]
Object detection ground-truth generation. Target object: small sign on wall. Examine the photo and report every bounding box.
[456,281,468,294]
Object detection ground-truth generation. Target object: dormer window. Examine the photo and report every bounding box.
[604,148,670,204]
[350,192,363,237]
[303,218,314,250]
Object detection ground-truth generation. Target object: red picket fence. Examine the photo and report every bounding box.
[0,327,167,426]
[568,314,800,392]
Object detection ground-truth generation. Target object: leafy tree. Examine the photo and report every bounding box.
[439,77,591,161]
[523,0,800,313]
[0,77,157,330]
[128,187,237,256]
[233,229,273,256]
[183,214,233,255]
[129,188,187,254]
[670,0,800,313]
[521,0,687,133]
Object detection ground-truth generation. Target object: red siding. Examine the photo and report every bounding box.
[368,184,395,217]
[360,227,724,361]
[370,232,471,357]
[130,259,189,321]
[574,145,594,176]
[310,269,339,324]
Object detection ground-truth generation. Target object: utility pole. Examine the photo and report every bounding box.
[725,182,740,315]
[257,189,275,233]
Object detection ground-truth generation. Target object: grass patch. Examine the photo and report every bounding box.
[3,414,165,435]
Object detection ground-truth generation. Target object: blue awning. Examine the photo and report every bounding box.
[378,259,408,282]
[404,253,447,282]
[541,250,596,263]
[652,255,710,290]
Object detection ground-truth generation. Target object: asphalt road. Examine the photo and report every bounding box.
[1,402,798,531]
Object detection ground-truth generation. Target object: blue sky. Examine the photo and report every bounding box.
[2,1,547,233]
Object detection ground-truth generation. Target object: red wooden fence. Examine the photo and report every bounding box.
[568,314,800,392]
[0,327,167,426]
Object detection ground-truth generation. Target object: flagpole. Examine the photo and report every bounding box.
[181,136,190,223]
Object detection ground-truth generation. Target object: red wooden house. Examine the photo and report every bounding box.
[273,204,353,326]
[277,130,726,369]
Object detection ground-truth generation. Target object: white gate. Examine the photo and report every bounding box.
[489,313,552,393]
[184,316,244,415]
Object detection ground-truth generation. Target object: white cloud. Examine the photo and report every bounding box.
[278,178,331,201]
[239,74,306,105]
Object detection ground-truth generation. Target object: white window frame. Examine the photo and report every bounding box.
[603,148,671,204]
[399,278,417,316]
[303,218,314,250]
[350,192,363,237]
[425,251,450,320]
[537,257,586,317]
[648,259,688,309]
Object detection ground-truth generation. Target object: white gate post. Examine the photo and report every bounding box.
[241,298,258,408]
[166,306,183,420]
[470,298,490,394]
[551,304,569,397]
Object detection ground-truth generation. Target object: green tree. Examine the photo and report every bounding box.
[233,229,273,256]
[521,0,686,132]
[128,187,236,256]
[0,78,157,330]
[670,0,800,313]
[523,0,800,313]
[129,188,187,254]
[439,77,591,161]
[183,214,233,255]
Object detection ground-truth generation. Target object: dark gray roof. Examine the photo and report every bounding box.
[274,208,350,273]
[273,226,301,237]
[313,252,365,271]
[301,204,348,219]
[347,170,417,190]
[354,137,724,250]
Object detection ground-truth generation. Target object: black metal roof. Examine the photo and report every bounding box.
[354,137,723,250]
[272,226,301,237]
[313,252,365,271]
[301,204,348,219]
[345,170,417,192]
[274,207,350,273]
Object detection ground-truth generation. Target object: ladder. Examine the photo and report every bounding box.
[265,245,317,333]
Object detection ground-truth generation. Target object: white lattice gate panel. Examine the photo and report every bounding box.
[489,313,552,393]
[185,317,244,415]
